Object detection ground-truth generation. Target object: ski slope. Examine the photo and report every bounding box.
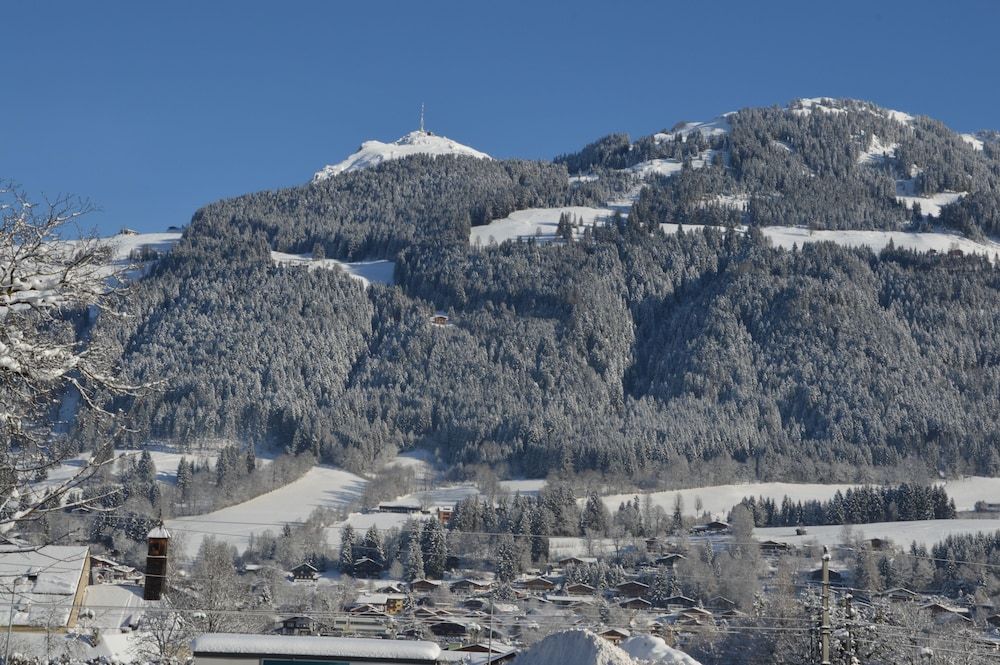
[313,130,490,181]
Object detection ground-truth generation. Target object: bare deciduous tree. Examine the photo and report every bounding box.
[1,182,147,536]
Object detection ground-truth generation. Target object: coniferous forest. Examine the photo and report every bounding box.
[76,99,1000,485]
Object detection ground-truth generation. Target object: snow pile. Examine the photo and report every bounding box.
[620,635,703,665]
[514,630,638,665]
[313,130,491,181]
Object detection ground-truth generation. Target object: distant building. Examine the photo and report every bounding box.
[378,501,424,514]
[598,627,630,645]
[192,633,443,665]
[290,562,320,581]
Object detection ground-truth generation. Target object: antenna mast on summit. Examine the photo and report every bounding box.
[420,103,425,133]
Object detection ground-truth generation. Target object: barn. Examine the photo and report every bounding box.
[192,633,443,665]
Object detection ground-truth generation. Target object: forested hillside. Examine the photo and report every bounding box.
[80,99,1000,484]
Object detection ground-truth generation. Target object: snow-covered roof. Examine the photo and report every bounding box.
[313,130,491,181]
[148,525,171,539]
[0,545,89,627]
[191,633,442,661]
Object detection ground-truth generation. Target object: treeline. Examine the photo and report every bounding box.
[736,484,957,528]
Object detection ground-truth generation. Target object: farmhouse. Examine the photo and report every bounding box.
[290,562,320,581]
[410,578,442,593]
[378,500,424,514]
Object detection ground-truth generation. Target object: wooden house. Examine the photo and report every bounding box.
[410,578,443,593]
[598,628,630,645]
[352,557,383,579]
[615,580,650,598]
[520,576,556,592]
[450,578,492,593]
[564,582,596,596]
[276,615,316,636]
[290,562,319,581]
[663,594,698,609]
[620,597,653,610]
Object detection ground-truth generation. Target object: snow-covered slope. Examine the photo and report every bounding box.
[313,130,491,181]
[271,251,395,287]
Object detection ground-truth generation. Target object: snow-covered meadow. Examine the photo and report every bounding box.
[270,251,395,286]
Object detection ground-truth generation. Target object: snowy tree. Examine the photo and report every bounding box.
[1,184,148,534]
[494,534,519,583]
[421,518,448,579]
[339,525,356,574]
[404,535,424,582]
[363,525,385,566]
[580,493,609,535]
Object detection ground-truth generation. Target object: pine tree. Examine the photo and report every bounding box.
[494,535,518,583]
[176,458,192,501]
[580,493,609,536]
[404,536,425,582]
[422,519,448,579]
[339,525,356,574]
[363,525,385,566]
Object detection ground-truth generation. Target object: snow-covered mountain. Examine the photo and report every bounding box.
[312,129,491,181]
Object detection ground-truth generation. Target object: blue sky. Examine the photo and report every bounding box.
[4,0,999,235]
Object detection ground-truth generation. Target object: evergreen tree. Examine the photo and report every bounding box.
[339,525,356,574]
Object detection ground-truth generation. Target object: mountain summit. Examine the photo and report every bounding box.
[312,129,491,181]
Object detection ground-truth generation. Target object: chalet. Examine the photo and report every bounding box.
[118,227,139,236]
[436,506,454,523]
[0,545,91,632]
[920,602,972,625]
[352,557,383,579]
[276,615,316,636]
[290,562,319,581]
[520,576,557,592]
[376,583,406,594]
[355,592,406,615]
[869,538,890,551]
[655,553,686,567]
[430,313,450,326]
[89,554,140,584]
[680,607,714,620]
[663,594,699,609]
[692,520,730,534]
[430,620,473,639]
[598,627,630,645]
[544,594,596,607]
[795,527,809,536]
[557,556,597,567]
[880,587,921,603]
[378,500,424,514]
[564,582,597,596]
[759,540,790,554]
[708,596,737,611]
[620,597,653,610]
[463,597,490,611]
[948,248,965,258]
[615,580,650,598]
[645,537,663,553]
[450,578,492,593]
[410,578,443,593]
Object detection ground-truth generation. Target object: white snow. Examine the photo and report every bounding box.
[760,226,1000,262]
[271,251,395,287]
[620,635,703,665]
[653,116,731,144]
[628,159,685,179]
[193,633,442,660]
[961,133,985,151]
[857,135,898,165]
[498,479,547,496]
[0,545,89,628]
[470,206,612,245]
[101,231,182,263]
[313,130,491,181]
[894,178,967,218]
[755,518,1000,550]
[598,482,865,520]
[167,465,368,557]
[513,629,638,665]
[789,98,914,125]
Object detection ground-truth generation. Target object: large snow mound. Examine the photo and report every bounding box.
[620,635,702,665]
[313,130,491,181]
[514,630,638,665]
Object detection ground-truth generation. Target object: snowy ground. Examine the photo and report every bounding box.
[755,518,1000,549]
[271,251,395,286]
[760,225,1000,261]
[167,465,368,558]
[470,206,613,245]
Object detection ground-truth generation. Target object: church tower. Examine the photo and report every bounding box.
[144,522,171,600]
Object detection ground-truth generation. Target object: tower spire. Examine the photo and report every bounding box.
[420,103,425,133]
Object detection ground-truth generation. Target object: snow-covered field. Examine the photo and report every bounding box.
[271,251,395,286]
[168,465,368,557]
[470,206,613,245]
[313,130,490,181]
[761,225,1000,261]
[756,518,1000,549]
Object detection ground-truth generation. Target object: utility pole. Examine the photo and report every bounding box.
[821,546,831,665]
[487,588,494,663]
[420,103,425,133]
